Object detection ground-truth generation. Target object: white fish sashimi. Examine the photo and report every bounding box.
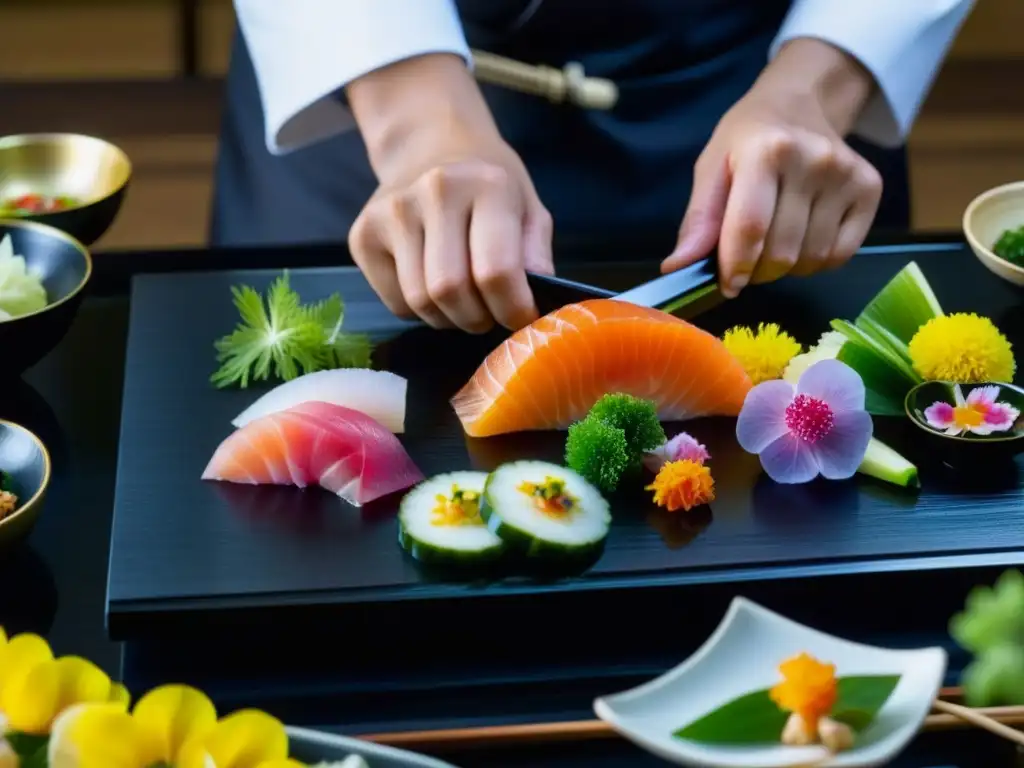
[232,368,408,433]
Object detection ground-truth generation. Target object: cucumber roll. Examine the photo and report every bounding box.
[481,461,611,560]
[398,471,505,566]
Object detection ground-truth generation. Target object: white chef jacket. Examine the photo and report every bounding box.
[233,0,975,156]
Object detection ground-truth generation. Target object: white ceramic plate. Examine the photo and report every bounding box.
[594,597,947,767]
[287,726,461,767]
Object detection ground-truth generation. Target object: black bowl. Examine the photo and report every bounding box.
[0,419,51,550]
[905,380,1024,469]
[0,220,92,376]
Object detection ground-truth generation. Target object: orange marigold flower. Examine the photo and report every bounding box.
[646,459,715,512]
[770,652,838,728]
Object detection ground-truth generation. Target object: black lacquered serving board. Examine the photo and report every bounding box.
[107,243,1024,655]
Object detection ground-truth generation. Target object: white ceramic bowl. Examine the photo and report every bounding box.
[594,597,947,768]
[963,181,1024,287]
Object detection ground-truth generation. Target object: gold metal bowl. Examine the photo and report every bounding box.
[0,133,131,246]
[0,419,51,550]
[963,181,1024,288]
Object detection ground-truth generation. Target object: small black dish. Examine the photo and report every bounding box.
[0,220,92,376]
[905,380,1024,469]
[0,419,51,550]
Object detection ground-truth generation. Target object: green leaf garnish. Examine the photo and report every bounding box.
[673,675,901,745]
[855,261,943,346]
[211,271,374,389]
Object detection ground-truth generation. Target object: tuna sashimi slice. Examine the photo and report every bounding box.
[451,298,753,437]
[202,401,423,507]
[232,368,407,434]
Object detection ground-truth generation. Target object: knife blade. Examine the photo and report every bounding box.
[527,256,722,320]
[613,255,722,319]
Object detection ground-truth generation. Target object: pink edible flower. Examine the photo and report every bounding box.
[644,432,710,473]
[736,359,873,484]
[924,384,1020,436]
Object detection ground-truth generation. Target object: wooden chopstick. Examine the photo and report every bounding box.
[470,49,618,110]
[356,687,1024,752]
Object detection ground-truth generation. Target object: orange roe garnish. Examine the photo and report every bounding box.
[645,459,715,512]
[518,476,578,518]
[431,485,483,526]
[770,653,838,729]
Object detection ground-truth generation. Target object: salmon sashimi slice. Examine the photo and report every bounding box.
[202,401,424,507]
[451,299,753,437]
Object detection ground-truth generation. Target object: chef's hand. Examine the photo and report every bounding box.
[662,39,882,298]
[346,54,552,334]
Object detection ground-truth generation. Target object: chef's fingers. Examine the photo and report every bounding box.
[348,197,414,320]
[831,163,883,271]
[521,198,555,276]
[718,141,778,297]
[371,190,452,329]
[663,150,730,273]
[468,169,539,330]
[419,168,495,334]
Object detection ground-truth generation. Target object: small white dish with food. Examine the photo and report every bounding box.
[594,597,947,767]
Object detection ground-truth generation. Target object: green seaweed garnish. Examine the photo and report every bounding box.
[0,472,13,493]
[587,394,666,465]
[565,418,631,493]
[993,225,1024,266]
[211,271,373,389]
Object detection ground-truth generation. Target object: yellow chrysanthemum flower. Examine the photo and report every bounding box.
[909,313,1016,384]
[722,323,802,385]
[0,628,128,739]
[48,684,299,768]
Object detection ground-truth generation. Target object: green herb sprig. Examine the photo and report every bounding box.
[211,271,373,389]
[993,225,1024,266]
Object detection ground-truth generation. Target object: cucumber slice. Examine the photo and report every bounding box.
[856,261,943,346]
[482,461,611,561]
[398,471,505,566]
[858,437,920,489]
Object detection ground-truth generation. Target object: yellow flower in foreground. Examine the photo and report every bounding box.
[48,684,295,768]
[722,323,802,385]
[909,313,1016,384]
[0,628,128,737]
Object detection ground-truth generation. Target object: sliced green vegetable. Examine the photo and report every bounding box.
[398,471,505,566]
[673,675,901,745]
[855,261,943,346]
[481,461,611,561]
[858,438,919,489]
[854,315,915,369]
[831,319,920,385]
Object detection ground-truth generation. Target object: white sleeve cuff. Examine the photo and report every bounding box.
[234,0,472,155]
[770,0,976,148]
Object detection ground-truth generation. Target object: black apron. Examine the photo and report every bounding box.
[210,0,910,251]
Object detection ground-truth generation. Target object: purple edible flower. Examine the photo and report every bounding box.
[643,432,710,473]
[735,359,873,484]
